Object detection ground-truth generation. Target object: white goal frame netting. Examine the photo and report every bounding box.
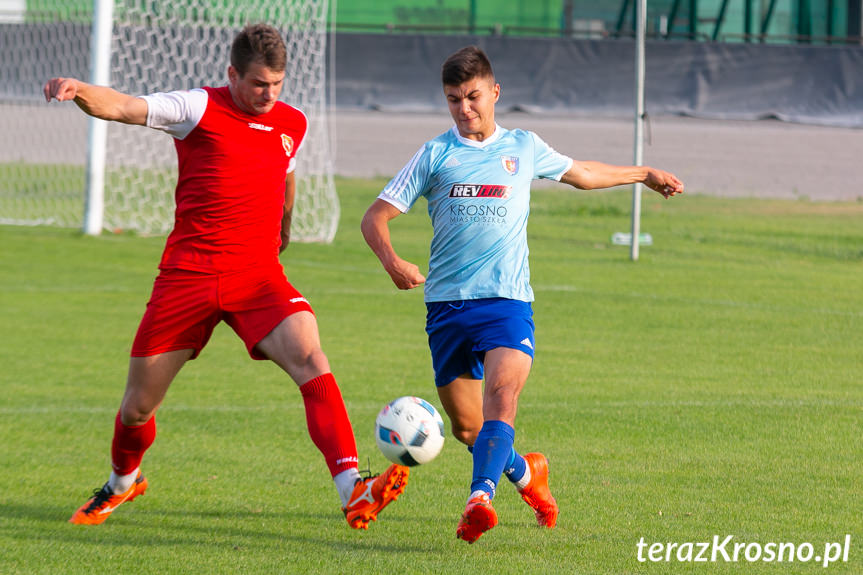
[0,1,338,242]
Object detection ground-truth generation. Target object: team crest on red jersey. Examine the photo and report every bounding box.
[500,155,519,175]
[281,134,294,157]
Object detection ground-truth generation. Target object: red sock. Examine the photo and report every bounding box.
[300,373,359,477]
[111,411,156,475]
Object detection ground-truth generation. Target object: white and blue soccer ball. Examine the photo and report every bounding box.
[375,396,445,466]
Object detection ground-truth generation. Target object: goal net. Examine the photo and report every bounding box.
[0,0,339,242]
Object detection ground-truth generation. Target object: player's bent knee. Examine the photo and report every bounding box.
[451,425,479,446]
[119,405,156,426]
[271,345,332,386]
[295,347,329,372]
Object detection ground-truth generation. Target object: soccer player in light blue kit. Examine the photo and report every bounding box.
[362,46,684,543]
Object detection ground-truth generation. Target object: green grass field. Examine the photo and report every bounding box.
[0,180,861,574]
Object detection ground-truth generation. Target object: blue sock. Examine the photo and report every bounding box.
[468,443,526,483]
[503,447,527,483]
[469,420,515,499]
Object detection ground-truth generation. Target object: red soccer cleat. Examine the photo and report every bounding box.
[456,492,498,543]
[343,464,409,529]
[518,453,559,528]
[69,471,148,525]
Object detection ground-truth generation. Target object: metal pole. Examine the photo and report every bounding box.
[83,0,114,235]
[630,0,646,261]
[713,0,730,41]
[761,0,779,42]
[562,0,574,36]
[689,0,697,39]
[666,0,681,39]
[616,0,632,37]
[848,0,862,43]
[798,0,811,42]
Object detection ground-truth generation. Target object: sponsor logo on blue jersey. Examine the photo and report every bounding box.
[448,203,508,224]
[449,184,511,198]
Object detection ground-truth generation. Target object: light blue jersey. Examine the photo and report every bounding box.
[379,125,573,302]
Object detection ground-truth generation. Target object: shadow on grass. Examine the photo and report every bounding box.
[1,501,433,554]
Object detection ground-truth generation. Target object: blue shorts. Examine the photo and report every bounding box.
[425,298,535,388]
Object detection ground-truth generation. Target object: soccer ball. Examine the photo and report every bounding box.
[375,396,445,466]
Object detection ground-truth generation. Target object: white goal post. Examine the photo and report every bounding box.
[0,0,339,242]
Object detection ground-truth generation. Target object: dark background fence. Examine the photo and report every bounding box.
[334,32,863,128]
[3,22,861,128]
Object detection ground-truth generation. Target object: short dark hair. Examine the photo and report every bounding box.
[441,45,494,86]
[231,23,287,76]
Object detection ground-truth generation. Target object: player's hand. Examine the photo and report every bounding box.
[645,168,684,199]
[386,258,426,290]
[44,77,80,102]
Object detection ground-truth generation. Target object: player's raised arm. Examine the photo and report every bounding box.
[361,199,426,290]
[561,160,684,198]
[43,77,148,126]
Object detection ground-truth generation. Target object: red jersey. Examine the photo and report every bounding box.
[156,86,307,272]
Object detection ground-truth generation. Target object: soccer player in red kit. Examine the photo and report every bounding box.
[44,24,407,530]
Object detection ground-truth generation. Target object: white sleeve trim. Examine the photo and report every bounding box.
[377,192,411,213]
[142,88,208,140]
[549,157,574,181]
[529,130,574,181]
[378,145,426,213]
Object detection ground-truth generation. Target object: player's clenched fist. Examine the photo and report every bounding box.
[386,258,426,290]
[43,77,79,102]
[644,168,685,199]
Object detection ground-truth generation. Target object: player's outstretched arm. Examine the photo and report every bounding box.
[361,199,426,290]
[561,160,684,199]
[43,77,148,126]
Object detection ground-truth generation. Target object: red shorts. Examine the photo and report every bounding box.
[131,265,314,360]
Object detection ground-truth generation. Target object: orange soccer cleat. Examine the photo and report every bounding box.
[68,471,148,525]
[456,492,498,544]
[518,453,559,528]
[343,464,409,529]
